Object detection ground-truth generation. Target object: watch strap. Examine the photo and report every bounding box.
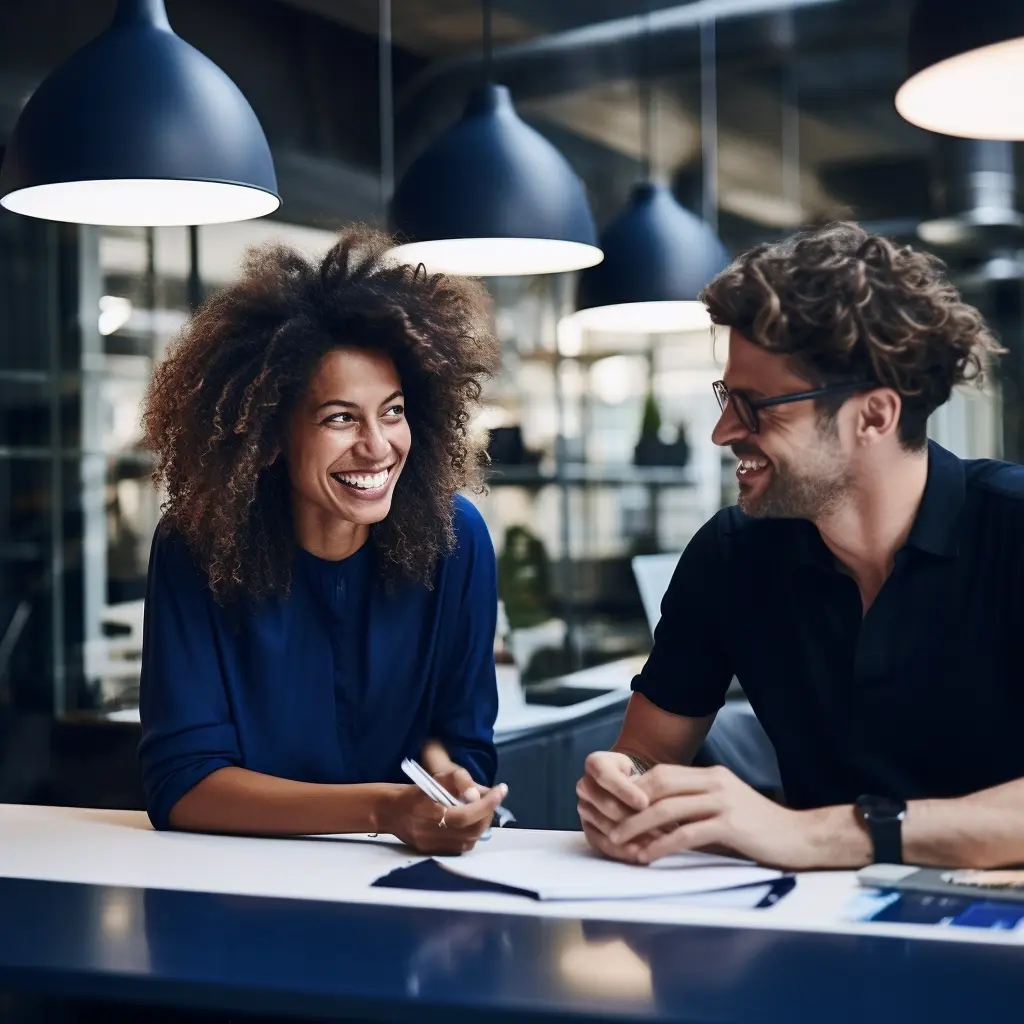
[870,815,903,865]
[857,795,905,865]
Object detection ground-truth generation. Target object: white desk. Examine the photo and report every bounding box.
[0,803,1019,948]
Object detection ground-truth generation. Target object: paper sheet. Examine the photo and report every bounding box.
[433,836,781,901]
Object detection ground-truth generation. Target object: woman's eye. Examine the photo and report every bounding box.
[325,412,354,424]
[386,404,405,417]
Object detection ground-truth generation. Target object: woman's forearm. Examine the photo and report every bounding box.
[167,766,405,836]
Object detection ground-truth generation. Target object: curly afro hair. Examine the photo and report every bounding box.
[701,221,1003,449]
[143,226,501,603]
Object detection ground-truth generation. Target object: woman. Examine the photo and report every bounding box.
[138,228,506,854]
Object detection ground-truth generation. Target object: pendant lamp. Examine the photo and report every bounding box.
[389,0,601,277]
[573,182,728,332]
[895,0,1024,140]
[571,16,727,333]
[0,0,280,226]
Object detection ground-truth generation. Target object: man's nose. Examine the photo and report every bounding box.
[711,404,750,448]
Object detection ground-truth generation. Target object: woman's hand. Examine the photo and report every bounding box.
[384,781,508,855]
[433,764,485,803]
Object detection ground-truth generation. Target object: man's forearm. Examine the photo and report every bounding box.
[802,778,1024,870]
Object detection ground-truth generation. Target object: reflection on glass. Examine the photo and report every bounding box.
[94,886,150,972]
[405,918,513,997]
[98,295,134,337]
[0,458,53,711]
[77,221,339,716]
[558,934,653,1001]
[0,378,50,447]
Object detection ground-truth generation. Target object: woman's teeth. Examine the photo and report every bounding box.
[737,458,769,475]
[333,468,389,490]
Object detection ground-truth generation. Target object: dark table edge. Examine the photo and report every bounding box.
[1,874,1019,1024]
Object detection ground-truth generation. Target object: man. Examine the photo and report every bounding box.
[578,222,1024,871]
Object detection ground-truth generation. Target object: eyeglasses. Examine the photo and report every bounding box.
[712,380,872,434]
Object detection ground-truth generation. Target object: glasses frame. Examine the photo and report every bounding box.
[712,380,873,434]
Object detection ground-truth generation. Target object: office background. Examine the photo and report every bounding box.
[0,0,1018,807]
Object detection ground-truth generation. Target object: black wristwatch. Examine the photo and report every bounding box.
[855,794,907,864]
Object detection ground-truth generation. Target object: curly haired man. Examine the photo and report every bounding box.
[579,222,1024,871]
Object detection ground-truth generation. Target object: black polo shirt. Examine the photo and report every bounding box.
[633,441,1024,810]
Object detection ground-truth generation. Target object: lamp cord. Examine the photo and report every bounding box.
[778,7,800,224]
[782,63,800,220]
[699,18,718,234]
[378,0,394,220]
[482,0,493,83]
[639,6,654,183]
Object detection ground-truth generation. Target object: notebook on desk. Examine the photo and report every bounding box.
[373,858,795,908]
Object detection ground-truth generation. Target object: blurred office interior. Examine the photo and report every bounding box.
[0,0,1018,808]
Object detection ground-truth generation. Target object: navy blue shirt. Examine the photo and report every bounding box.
[634,442,1024,809]
[138,495,498,830]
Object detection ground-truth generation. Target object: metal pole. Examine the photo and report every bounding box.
[699,19,718,234]
[187,225,202,312]
[378,0,394,219]
[47,223,65,717]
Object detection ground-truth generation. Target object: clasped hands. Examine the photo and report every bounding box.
[577,751,821,871]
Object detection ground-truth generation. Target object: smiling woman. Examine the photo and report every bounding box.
[287,349,412,559]
[136,227,507,853]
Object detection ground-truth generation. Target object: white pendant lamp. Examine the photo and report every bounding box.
[896,0,1024,140]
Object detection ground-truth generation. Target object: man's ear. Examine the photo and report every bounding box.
[855,388,901,444]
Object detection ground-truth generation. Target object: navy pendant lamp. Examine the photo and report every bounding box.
[896,0,1024,139]
[389,0,601,277]
[574,181,728,332]
[572,15,727,332]
[0,0,280,226]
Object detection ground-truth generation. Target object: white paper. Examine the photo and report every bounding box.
[433,836,781,901]
[662,882,779,909]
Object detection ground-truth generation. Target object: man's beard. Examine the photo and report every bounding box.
[739,422,851,520]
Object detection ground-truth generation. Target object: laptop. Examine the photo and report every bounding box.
[630,553,682,638]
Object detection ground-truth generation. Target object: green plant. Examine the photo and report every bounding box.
[497,525,552,629]
[640,388,662,438]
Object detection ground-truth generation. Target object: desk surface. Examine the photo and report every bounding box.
[1,805,1022,1023]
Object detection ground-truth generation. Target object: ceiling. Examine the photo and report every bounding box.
[274,0,942,248]
[1,0,1014,256]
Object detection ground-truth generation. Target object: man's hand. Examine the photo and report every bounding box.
[608,764,828,870]
[576,751,650,862]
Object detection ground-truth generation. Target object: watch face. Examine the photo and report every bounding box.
[858,794,907,822]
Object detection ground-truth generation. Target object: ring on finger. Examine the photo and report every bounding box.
[438,808,447,828]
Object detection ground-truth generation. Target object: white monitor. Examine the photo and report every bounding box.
[631,553,682,638]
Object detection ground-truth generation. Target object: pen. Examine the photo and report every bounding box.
[401,758,515,837]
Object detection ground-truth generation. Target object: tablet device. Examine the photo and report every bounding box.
[857,864,1024,904]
